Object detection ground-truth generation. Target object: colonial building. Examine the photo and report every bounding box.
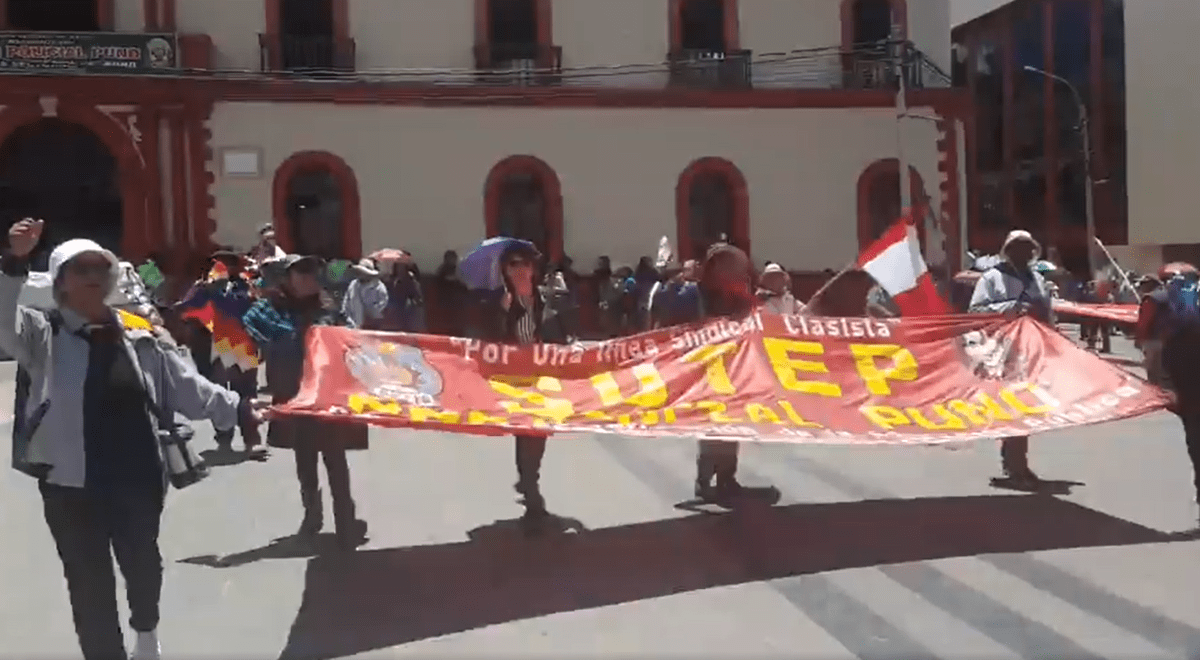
[951,0,1126,273]
[0,0,966,282]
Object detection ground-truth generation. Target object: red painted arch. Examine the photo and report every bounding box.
[0,100,148,258]
[675,156,750,261]
[271,150,362,259]
[482,155,564,263]
[855,157,927,250]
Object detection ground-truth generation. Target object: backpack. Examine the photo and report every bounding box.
[1163,272,1200,336]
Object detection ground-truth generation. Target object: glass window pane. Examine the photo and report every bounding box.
[1102,0,1126,232]
[1013,2,1046,230]
[1053,0,1091,227]
[974,29,1006,226]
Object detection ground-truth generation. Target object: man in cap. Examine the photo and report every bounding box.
[969,229,1054,486]
[341,258,388,329]
[249,224,286,264]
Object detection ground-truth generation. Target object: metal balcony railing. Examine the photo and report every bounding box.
[667,48,752,89]
[259,33,355,73]
[473,42,562,85]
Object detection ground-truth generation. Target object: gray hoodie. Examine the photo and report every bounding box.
[0,270,242,488]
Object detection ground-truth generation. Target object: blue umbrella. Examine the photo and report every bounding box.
[458,237,539,291]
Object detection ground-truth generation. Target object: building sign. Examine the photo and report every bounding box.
[0,32,177,74]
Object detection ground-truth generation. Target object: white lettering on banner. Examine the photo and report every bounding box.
[669,313,764,352]
[595,338,660,364]
[451,338,482,361]
[782,315,894,339]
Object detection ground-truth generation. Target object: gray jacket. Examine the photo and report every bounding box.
[0,272,242,488]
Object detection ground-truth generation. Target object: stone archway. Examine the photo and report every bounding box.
[0,100,146,259]
[855,157,926,250]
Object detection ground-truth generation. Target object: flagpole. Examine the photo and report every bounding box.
[893,24,912,213]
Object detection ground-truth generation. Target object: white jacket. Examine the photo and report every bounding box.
[969,262,1055,323]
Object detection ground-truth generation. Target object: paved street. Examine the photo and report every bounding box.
[0,334,1198,659]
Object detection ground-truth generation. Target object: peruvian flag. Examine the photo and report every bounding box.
[857,212,953,316]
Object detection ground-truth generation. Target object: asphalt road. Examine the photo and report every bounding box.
[0,334,1198,659]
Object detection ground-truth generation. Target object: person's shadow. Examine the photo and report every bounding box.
[274,493,1180,660]
[180,534,336,569]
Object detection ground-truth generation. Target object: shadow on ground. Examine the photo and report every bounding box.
[277,494,1175,660]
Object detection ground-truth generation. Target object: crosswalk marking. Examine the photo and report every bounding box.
[588,433,1200,660]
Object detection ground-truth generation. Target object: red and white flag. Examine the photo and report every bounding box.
[857,212,952,316]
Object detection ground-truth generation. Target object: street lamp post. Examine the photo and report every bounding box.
[1023,65,1096,278]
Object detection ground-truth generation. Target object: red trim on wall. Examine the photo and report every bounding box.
[143,0,159,30]
[675,156,750,262]
[271,150,363,260]
[139,107,164,254]
[669,0,740,51]
[186,102,215,250]
[0,98,148,257]
[166,109,189,256]
[483,155,565,263]
[162,0,176,30]
[935,113,960,273]
[840,0,908,47]
[856,158,926,251]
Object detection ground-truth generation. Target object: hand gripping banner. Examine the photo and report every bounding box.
[273,313,1170,445]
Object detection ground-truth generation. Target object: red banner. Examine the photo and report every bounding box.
[274,314,1169,444]
[1052,300,1139,324]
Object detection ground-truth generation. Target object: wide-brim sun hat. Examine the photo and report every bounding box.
[1000,230,1041,256]
[281,254,322,272]
[48,239,120,284]
[349,258,379,278]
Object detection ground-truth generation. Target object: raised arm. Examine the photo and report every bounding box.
[0,219,52,367]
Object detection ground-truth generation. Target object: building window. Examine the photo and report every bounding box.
[974,29,1006,227]
[5,0,101,31]
[1101,0,1127,236]
[667,0,747,88]
[851,0,893,45]
[675,157,749,261]
[1053,0,1092,227]
[271,151,362,260]
[856,158,926,250]
[483,156,563,262]
[1013,1,1047,231]
[262,0,352,72]
[474,0,556,78]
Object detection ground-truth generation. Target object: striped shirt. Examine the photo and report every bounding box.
[515,295,537,345]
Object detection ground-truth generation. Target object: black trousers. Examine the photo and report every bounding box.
[1000,435,1031,474]
[696,440,739,485]
[213,366,261,447]
[293,439,357,529]
[1177,406,1200,501]
[514,435,547,512]
[40,482,165,660]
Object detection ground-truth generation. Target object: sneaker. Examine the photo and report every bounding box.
[131,630,160,660]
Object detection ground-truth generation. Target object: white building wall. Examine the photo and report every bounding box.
[174,0,265,71]
[207,102,941,272]
[1124,0,1200,246]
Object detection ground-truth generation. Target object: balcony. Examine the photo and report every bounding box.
[667,49,752,89]
[840,42,952,90]
[473,42,562,85]
[259,33,355,73]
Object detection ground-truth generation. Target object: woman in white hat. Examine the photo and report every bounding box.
[968,229,1055,485]
[756,262,805,315]
[0,219,259,660]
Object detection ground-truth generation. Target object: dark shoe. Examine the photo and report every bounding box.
[715,477,745,499]
[297,514,322,537]
[298,489,323,537]
[519,508,550,536]
[694,480,718,502]
[336,519,368,549]
[1002,468,1040,487]
[214,429,234,452]
[243,446,269,461]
